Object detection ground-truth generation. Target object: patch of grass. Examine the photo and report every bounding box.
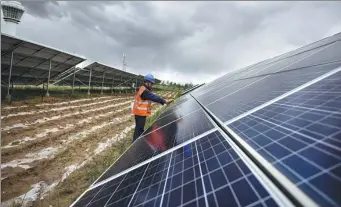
[144,106,167,130]
[153,85,182,92]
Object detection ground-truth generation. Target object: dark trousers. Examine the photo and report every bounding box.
[133,115,146,142]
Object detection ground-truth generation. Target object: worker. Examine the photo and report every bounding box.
[132,74,171,142]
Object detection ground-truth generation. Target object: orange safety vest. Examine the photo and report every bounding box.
[132,85,152,116]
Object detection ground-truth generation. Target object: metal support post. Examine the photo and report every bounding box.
[120,75,123,94]
[87,68,92,96]
[71,66,76,96]
[135,78,137,93]
[101,73,105,94]
[6,51,14,102]
[111,75,114,94]
[45,59,52,97]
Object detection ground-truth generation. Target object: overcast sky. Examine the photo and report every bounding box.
[3,1,341,84]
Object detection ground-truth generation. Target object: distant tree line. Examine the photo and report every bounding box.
[159,80,196,90]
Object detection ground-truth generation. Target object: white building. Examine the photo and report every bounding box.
[1,1,25,36]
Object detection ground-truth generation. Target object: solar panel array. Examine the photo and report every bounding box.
[1,33,161,92]
[1,33,86,86]
[72,32,341,207]
[56,62,161,88]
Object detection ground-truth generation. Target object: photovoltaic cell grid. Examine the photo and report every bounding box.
[228,70,341,206]
[93,109,215,184]
[73,164,149,207]
[74,131,279,207]
[204,62,341,122]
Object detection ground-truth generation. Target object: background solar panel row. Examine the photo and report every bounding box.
[1,33,85,86]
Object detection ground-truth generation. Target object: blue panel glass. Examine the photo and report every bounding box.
[73,165,148,207]
[203,62,341,123]
[95,108,215,182]
[228,71,341,206]
[73,131,279,207]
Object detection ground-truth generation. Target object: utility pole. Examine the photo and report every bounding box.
[122,53,127,72]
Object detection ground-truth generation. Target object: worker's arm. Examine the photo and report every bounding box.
[141,90,166,105]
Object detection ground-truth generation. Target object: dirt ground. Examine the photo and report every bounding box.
[1,91,177,207]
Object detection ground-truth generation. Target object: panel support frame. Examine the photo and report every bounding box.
[45,59,52,96]
[190,94,318,207]
[6,51,14,102]
[87,68,92,96]
[71,66,76,96]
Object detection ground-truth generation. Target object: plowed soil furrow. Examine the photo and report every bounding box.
[1,102,132,146]
[2,102,161,172]
[1,92,167,124]
[1,95,126,115]
[1,116,135,201]
[2,91,164,112]
[1,99,132,133]
[1,104,131,149]
[1,97,131,120]
[2,92,168,131]
[1,106,132,159]
[2,115,133,176]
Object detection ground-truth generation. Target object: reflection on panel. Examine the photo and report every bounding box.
[204,62,341,123]
[94,109,215,183]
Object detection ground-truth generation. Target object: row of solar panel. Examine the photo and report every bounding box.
[1,34,160,87]
[71,33,341,206]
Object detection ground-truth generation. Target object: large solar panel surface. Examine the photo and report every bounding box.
[73,131,281,207]
[72,32,341,207]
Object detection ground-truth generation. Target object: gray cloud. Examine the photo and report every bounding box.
[21,1,65,19]
[12,1,341,83]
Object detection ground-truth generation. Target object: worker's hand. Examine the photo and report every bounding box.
[165,99,174,105]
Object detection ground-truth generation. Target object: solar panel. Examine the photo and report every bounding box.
[53,62,161,90]
[1,33,86,86]
[203,62,341,122]
[72,131,285,207]
[72,32,341,207]
[93,108,216,184]
[228,70,341,206]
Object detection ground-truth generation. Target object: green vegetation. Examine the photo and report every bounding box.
[144,106,167,130]
[153,85,181,92]
[158,81,196,90]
